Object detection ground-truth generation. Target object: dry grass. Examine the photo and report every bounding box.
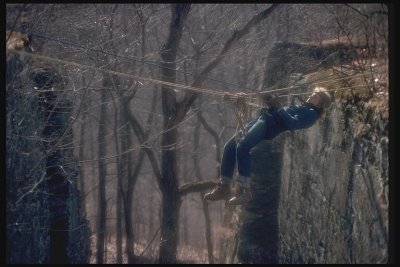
[89,234,216,264]
[303,58,388,106]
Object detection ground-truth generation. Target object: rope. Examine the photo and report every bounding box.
[222,92,249,140]
[27,32,257,92]
[11,49,257,144]
[247,66,387,97]
[11,50,386,141]
[22,32,387,96]
[233,95,248,142]
[13,50,385,102]
[278,83,380,98]
[13,50,226,97]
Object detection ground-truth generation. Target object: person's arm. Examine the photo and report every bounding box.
[262,93,282,110]
[277,104,319,130]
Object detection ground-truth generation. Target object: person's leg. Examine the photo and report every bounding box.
[229,116,271,205]
[205,119,258,202]
[236,117,269,183]
[204,135,236,201]
[218,116,258,182]
[219,135,237,184]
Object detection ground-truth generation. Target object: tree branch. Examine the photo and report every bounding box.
[179,180,218,197]
[123,100,162,186]
[161,4,191,119]
[177,4,279,120]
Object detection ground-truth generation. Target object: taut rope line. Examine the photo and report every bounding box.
[233,95,249,141]
[249,67,387,97]
[27,32,386,95]
[12,50,384,107]
[27,31,257,92]
[13,50,226,97]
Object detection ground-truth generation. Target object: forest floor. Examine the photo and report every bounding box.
[89,234,211,264]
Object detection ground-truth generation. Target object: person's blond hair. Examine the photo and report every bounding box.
[313,87,332,117]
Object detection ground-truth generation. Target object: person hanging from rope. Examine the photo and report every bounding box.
[204,87,333,205]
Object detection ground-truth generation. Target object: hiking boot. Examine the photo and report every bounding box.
[228,184,252,205]
[204,182,231,201]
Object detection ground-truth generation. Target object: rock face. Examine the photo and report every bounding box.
[6,32,91,264]
[237,137,285,264]
[226,98,388,264]
[279,99,388,263]
[220,41,388,264]
[263,42,359,88]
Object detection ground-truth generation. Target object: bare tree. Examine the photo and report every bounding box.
[157,4,279,263]
[158,5,192,263]
[192,118,214,263]
[96,74,111,264]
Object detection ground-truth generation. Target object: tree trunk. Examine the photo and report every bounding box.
[157,4,279,263]
[147,191,155,242]
[181,152,189,246]
[89,121,98,212]
[78,114,87,217]
[158,4,191,264]
[42,91,70,264]
[113,102,123,264]
[193,119,214,264]
[96,75,110,264]
[159,118,181,263]
[118,84,159,262]
[116,191,123,264]
[122,111,136,264]
[31,64,72,263]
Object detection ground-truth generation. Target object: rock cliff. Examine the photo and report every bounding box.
[220,41,388,264]
[222,91,388,264]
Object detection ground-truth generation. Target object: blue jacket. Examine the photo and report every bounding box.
[275,102,321,130]
[247,102,320,140]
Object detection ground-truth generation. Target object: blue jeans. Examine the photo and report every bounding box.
[220,111,286,184]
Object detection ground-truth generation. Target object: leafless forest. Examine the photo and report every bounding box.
[6,3,390,264]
